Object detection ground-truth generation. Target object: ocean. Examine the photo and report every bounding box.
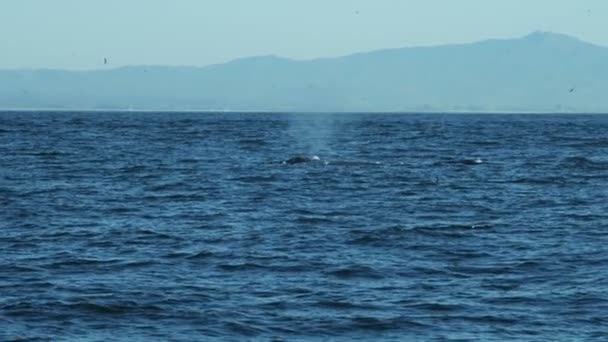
[1,111,607,341]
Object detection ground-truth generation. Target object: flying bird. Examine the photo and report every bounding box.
[104,58,108,65]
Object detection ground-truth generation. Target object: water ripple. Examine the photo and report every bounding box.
[1,112,607,341]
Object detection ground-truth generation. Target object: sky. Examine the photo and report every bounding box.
[1,0,607,70]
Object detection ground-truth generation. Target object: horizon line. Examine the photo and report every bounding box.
[1,107,607,115]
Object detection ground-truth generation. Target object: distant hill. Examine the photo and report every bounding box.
[2,31,608,112]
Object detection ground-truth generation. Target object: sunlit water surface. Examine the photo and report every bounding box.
[1,112,607,341]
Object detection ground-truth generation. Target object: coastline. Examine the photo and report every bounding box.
[1,107,607,115]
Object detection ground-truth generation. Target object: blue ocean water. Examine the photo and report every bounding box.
[1,111,607,341]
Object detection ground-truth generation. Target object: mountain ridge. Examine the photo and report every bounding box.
[2,31,607,112]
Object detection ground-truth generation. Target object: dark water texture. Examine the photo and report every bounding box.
[1,112,607,341]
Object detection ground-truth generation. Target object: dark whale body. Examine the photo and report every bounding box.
[282,155,321,165]
[460,158,483,165]
[285,156,310,164]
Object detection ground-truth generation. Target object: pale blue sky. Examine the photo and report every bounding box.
[1,0,606,70]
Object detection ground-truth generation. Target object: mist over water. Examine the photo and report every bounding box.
[1,111,607,341]
[286,113,337,158]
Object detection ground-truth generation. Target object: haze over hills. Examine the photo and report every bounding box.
[2,31,607,112]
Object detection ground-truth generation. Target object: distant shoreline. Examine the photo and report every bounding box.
[1,108,607,115]
[3,32,608,115]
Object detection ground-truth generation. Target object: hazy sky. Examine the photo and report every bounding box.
[1,0,606,70]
